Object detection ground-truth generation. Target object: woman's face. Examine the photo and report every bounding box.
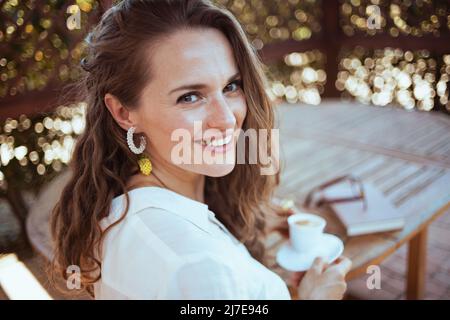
[130,28,247,178]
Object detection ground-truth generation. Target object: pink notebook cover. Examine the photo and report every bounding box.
[322,182,406,236]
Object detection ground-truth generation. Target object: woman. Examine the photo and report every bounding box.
[51,0,351,299]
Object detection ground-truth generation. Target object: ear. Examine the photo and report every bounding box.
[104,93,136,131]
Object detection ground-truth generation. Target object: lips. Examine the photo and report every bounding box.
[201,134,233,147]
[195,134,234,153]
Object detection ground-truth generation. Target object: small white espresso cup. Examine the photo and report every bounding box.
[287,213,326,253]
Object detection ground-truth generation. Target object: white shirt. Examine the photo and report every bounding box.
[94,186,291,299]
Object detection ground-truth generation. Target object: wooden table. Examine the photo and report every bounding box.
[265,100,450,300]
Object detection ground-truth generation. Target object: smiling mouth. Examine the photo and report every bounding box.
[194,134,234,152]
[200,134,233,147]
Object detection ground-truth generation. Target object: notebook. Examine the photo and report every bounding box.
[321,182,406,236]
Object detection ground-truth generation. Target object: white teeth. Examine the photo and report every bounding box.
[204,135,233,147]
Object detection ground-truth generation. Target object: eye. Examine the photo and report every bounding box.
[224,79,243,93]
[176,92,201,104]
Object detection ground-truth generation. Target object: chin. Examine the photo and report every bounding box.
[203,163,236,177]
[183,163,236,177]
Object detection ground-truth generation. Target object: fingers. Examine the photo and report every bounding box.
[324,282,347,300]
[311,256,328,274]
[276,208,295,218]
[270,224,289,238]
[269,215,292,238]
[286,208,295,215]
[325,256,352,279]
[337,256,352,274]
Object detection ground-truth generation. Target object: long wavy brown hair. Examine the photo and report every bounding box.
[51,0,280,297]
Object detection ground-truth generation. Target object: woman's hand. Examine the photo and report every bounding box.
[296,256,352,300]
[267,202,295,238]
[268,199,352,299]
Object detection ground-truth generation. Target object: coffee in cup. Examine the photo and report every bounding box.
[295,219,321,227]
[287,213,326,253]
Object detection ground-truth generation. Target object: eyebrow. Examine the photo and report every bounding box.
[168,72,241,95]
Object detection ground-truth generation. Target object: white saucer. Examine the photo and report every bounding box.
[276,233,344,272]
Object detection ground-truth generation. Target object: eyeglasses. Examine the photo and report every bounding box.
[304,174,367,211]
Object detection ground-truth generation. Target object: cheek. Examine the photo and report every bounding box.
[159,116,192,143]
[233,98,247,128]
[139,110,182,153]
[157,113,199,150]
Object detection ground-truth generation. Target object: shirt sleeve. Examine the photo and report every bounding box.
[164,254,250,300]
[134,208,251,299]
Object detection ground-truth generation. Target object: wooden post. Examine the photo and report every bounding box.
[406,228,428,299]
[322,0,340,98]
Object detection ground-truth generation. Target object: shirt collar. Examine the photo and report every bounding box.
[110,186,213,235]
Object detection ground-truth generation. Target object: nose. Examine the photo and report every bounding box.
[206,96,236,130]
